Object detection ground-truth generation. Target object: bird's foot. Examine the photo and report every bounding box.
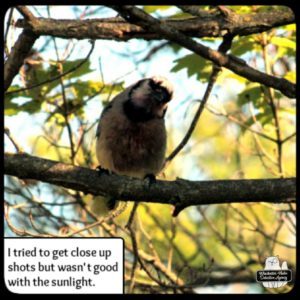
[144,174,156,188]
[96,165,110,176]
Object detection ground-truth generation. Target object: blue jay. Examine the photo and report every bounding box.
[92,76,173,214]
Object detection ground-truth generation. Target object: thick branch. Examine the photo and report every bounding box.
[4,30,38,91]
[4,153,296,213]
[15,7,294,40]
[16,6,36,22]
[109,6,295,99]
[13,6,295,98]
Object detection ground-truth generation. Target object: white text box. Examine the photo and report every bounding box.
[5,238,124,294]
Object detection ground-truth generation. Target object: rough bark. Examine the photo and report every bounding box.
[15,7,295,40]
[108,5,295,98]
[4,30,38,91]
[8,6,296,98]
[4,153,296,214]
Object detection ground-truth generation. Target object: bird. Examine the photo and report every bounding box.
[91,76,174,215]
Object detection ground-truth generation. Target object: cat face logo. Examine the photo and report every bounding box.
[256,256,292,288]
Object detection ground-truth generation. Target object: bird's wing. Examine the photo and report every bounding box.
[95,84,134,138]
[95,102,113,138]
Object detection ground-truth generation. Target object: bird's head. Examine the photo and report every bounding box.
[124,76,173,122]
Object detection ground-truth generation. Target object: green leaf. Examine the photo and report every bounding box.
[241,117,256,132]
[255,109,273,126]
[281,24,296,32]
[284,71,296,83]
[279,107,296,116]
[231,37,256,56]
[241,108,273,134]
[271,36,296,50]
[237,83,263,107]
[62,59,93,79]
[171,53,212,82]
[71,80,124,100]
[20,59,94,99]
[19,100,42,114]
[5,85,31,102]
[169,43,182,54]
[143,6,171,13]
[225,72,248,84]
[4,101,20,116]
[5,85,43,115]
[25,65,61,98]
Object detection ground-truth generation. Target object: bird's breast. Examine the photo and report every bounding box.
[98,116,166,177]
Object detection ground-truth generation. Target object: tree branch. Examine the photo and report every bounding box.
[16,6,36,22]
[4,30,38,91]
[15,7,294,40]
[108,5,295,99]
[12,6,295,98]
[4,153,296,215]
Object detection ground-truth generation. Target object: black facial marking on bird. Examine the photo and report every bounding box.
[124,76,173,122]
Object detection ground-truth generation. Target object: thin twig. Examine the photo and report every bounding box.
[261,33,284,177]
[164,34,234,169]
[204,103,278,143]
[197,206,255,277]
[127,226,139,293]
[50,18,76,164]
[5,204,55,237]
[281,132,296,144]
[139,41,169,62]
[125,203,139,229]
[4,127,24,153]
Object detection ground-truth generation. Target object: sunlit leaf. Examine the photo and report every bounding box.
[237,83,263,107]
[143,6,171,13]
[62,59,94,79]
[279,107,296,116]
[71,80,124,100]
[284,71,296,83]
[255,109,273,126]
[19,100,42,114]
[171,53,212,82]
[271,36,296,50]
[231,36,256,56]
[226,72,248,84]
[281,23,296,31]
[4,101,20,116]
[5,85,32,102]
